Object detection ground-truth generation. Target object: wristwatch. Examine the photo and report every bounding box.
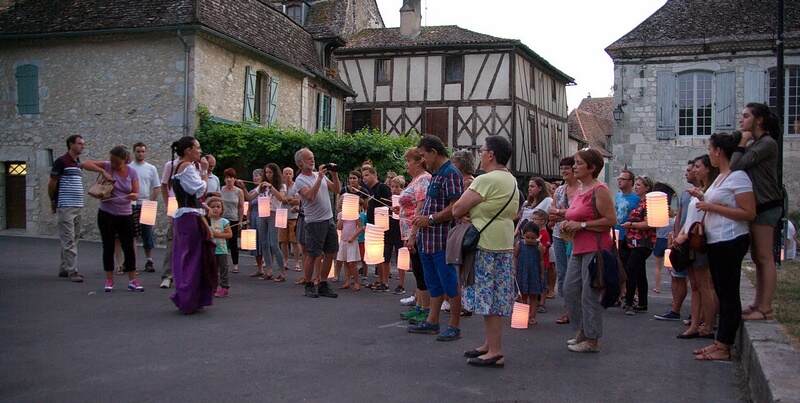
[580,222,587,229]
[428,214,435,224]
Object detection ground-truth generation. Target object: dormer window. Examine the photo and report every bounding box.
[286,4,304,25]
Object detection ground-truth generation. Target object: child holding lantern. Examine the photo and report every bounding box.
[336,206,364,291]
[206,197,233,298]
[514,221,546,325]
[531,210,552,312]
[388,175,406,294]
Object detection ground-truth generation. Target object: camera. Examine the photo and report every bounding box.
[325,163,339,172]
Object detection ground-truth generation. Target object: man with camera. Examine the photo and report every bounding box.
[293,148,341,298]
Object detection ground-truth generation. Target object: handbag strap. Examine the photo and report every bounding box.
[478,177,517,235]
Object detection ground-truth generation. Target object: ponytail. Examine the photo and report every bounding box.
[745,102,781,138]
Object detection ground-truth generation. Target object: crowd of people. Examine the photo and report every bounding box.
[47,102,798,366]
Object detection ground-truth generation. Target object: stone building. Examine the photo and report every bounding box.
[0,0,367,238]
[334,0,575,179]
[606,0,800,211]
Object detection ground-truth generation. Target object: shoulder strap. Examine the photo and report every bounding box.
[478,177,517,234]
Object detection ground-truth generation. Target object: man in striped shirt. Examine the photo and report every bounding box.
[48,135,110,282]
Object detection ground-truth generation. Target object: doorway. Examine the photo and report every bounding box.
[5,161,26,229]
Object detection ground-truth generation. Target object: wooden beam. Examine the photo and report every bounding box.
[468,53,490,100]
[343,99,513,109]
[486,52,505,99]
[355,59,370,103]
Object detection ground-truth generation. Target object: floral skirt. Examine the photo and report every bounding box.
[463,249,515,317]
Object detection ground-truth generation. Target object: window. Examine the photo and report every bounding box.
[286,5,304,25]
[769,66,800,136]
[444,55,464,83]
[317,93,331,131]
[7,162,27,176]
[528,115,537,153]
[15,64,39,115]
[551,77,557,101]
[553,127,562,157]
[678,71,713,136]
[376,59,392,86]
[254,72,269,123]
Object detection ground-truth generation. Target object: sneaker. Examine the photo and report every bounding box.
[104,279,114,292]
[436,326,462,342]
[128,279,144,292]
[69,272,84,283]
[160,278,172,289]
[304,282,319,298]
[317,282,338,298]
[144,260,155,272]
[623,305,635,316]
[654,310,681,321]
[408,310,430,325]
[58,270,69,278]
[408,321,439,334]
[214,287,225,298]
[441,300,451,312]
[567,341,600,353]
[372,283,389,293]
[392,286,406,295]
[400,295,416,306]
[401,306,421,320]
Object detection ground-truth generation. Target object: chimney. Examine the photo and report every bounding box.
[400,0,421,39]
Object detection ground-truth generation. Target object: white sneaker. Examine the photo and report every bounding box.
[441,300,451,311]
[160,278,172,289]
[400,295,416,306]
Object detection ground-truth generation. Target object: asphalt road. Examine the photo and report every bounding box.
[0,236,745,402]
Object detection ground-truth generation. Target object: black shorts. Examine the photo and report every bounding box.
[302,218,338,257]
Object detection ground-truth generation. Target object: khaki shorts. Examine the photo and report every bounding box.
[278,218,298,243]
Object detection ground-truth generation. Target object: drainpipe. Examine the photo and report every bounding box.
[177,30,191,136]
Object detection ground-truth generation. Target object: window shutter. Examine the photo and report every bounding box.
[268,76,279,125]
[243,66,256,121]
[330,97,337,130]
[345,110,353,133]
[15,64,39,115]
[714,71,736,131]
[316,93,324,132]
[744,68,767,104]
[656,71,677,139]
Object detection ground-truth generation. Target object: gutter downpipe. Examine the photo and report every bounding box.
[177,29,191,136]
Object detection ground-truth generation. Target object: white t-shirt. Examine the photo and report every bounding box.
[680,197,703,235]
[786,220,797,260]
[130,161,160,201]
[162,159,178,197]
[286,182,299,219]
[295,171,333,223]
[207,173,221,194]
[704,171,753,244]
[172,164,207,218]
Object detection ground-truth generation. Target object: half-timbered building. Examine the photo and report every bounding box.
[334,0,574,179]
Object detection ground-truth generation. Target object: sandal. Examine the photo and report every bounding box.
[556,315,570,325]
[261,274,273,280]
[692,344,718,356]
[467,355,505,368]
[339,283,351,289]
[694,348,730,361]
[294,278,305,285]
[742,309,774,321]
[293,266,302,272]
[249,271,264,278]
[537,306,547,314]
[273,275,286,282]
[528,318,538,326]
[741,305,758,315]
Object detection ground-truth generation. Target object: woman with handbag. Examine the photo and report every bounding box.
[560,149,617,353]
[620,176,656,315]
[672,155,719,339]
[693,133,756,361]
[453,135,519,367]
[95,145,142,292]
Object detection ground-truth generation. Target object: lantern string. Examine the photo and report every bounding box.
[349,187,393,207]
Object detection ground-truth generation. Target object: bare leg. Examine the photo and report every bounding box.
[478,315,504,360]
[685,269,701,334]
[749,224,777,314]
[654,256,664,292]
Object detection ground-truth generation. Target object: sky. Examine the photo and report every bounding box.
[375,0,668,112]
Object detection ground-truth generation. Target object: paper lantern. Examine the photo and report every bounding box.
[258,196,271,218]
[364,224,385,265]
[241,229,257,250]
[275,208,288,228]
[511,302,530,329]
[397,247,410,271]
[645,192,669,228]
[243,202,249,217]
[328,260,336,279]
[342,193,360,221]
[375,206,390,230]
[166,196,178,217]
[664,249,672,268]
[139,200,157,226]
[391,195,400,208]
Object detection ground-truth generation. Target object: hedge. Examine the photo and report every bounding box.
[195,106,419,181]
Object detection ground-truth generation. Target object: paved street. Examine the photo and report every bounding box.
[0,235,745,402]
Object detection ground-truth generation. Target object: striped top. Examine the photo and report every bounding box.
[51,153,84,208]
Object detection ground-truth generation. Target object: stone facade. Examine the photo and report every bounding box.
[611,52,800,212]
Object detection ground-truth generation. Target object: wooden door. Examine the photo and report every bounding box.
[425,108,449,146]
[5,162,26,229]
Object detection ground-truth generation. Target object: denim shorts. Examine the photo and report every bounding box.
[419,250,459,298]
[754,206,782,226]
[653,238,668,258]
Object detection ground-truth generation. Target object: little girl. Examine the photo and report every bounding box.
[336,206,364,291]
[207,197,233,298]
[514,221,545,325]
[531,210,552,312]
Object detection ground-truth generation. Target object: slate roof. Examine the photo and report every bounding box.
[0,0,355,96]
[606,0,800,58]
[567,97,614,157]
[338,25,575,84]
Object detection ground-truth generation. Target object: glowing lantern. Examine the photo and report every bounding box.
[166,196,178,217]
[258,196,271,218]
[241,229,257,250]
[342,193,360,221]
[364,224,385,265]
[243,202,249,217]
[664,249,672,268]
[645,192,669,228]
[375,206,390,230]
[391,195,400,208]
[397,247,410,271]
[511,302,530,329]
[139,200,157,226]
[275,208,288,228]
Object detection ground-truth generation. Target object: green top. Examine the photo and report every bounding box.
[211,217,230,255]
[468,170,519,251]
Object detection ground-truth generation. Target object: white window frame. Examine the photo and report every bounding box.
[768,65,800,137]
[677,70,715,136]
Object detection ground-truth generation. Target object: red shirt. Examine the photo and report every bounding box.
[540,229,551,266]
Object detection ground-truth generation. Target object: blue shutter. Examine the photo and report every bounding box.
[656,71,677,139]
[744,68,767,104]
[330,97,337,130]
[15,64,39,115]
[243,66,256,121]
[322,95,331,130]
[316,93,324,132]
[714,71,736,131]
[268,76,279,125]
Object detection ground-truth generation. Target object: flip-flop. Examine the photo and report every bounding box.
[692,344,718,355]
[742,309,774,321]
[556,315,570,325]
[273,275,286,282]
[694,349,730,361]
[741,305,758,315]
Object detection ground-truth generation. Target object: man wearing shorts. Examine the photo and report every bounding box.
[408,135,464,341]
[294,148,341,298]
[129,142,161,272]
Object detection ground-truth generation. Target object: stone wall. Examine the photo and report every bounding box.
[0,33,188,239]
[612,52,800,212]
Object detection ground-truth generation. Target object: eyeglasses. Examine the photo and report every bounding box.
[617,177,633,181]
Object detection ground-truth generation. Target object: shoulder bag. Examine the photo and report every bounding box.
[462,178,517,253]
[687,172,731,253]
[586,186,627,308]
[88,165,114,200]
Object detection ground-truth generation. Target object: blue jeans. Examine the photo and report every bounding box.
[553,237,570,296]
[419,250,459,298]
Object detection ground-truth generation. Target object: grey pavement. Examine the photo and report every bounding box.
[0,236,746,402]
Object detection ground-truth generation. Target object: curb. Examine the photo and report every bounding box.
[736,267,800,403]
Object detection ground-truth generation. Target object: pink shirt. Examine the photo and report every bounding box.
[565,183,612,255]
